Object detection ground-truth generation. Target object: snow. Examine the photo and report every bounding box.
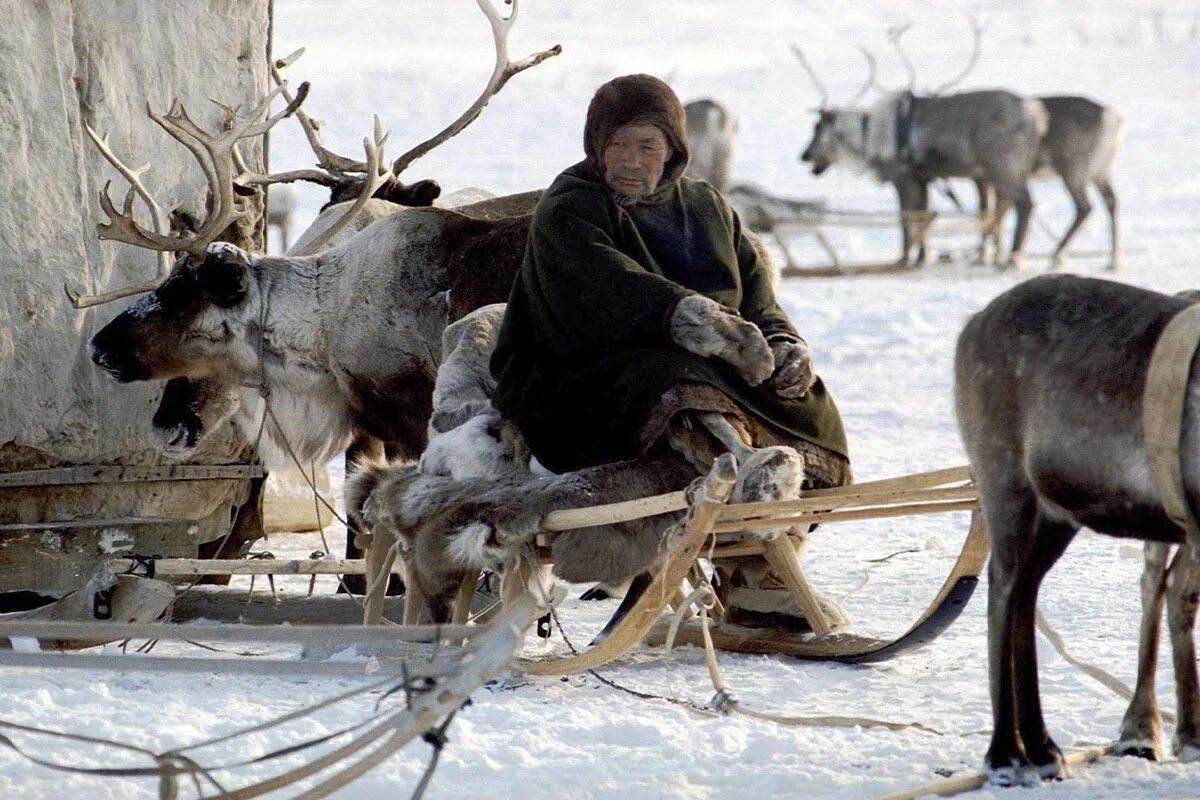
[5,1,1200,798]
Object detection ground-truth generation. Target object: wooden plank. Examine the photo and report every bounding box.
[169,585,412,626]
[107,557,406,576]
[0,463,262,488]
[0,518,206,594]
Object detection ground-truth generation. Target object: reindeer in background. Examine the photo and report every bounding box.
[797,20,1124,269]
[683,98,737,191]
[797,20,1047,268]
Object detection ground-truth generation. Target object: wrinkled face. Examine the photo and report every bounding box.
[800,111,839,176]
[603,123,671,200]
[89,245,252,384]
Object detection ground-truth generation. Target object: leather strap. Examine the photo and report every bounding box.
[1143,303,1200,544]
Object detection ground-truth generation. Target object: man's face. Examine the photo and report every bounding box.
[603,123,671,200]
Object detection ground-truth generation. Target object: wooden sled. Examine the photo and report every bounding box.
[405,459,989,676]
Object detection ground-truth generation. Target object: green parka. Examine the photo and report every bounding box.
[490,75,847,474]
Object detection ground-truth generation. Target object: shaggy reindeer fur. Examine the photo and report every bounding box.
[91,196,535,470]
[346,456,697,621]
[955,274,1200,782]
[418,304,531,481]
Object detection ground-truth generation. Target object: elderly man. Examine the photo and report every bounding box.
[490,74,852,630]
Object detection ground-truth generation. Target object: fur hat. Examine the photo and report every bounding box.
[583,74,690,186]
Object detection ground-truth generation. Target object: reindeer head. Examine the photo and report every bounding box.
[90,243,257,384]
[800,111,840,175]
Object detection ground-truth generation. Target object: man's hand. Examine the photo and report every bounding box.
[768,337,815,398]
[669,294,773,385]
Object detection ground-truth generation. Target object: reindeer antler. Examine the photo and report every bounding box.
[790,43,830,110]
[68,87,304,309]
[931,15,987,96]
[255,0,560,254]
[388,0,562,176]
[886,23,917,93]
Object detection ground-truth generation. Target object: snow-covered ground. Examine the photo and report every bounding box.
[4,1,1200,798]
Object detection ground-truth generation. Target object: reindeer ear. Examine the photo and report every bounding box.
[199,243,251,308]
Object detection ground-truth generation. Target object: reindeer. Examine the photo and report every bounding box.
[683,98,736,191]
[796,22,1047,268]
[971,96,1124,270]
[83,0,559,587]
[954,274,1200,783]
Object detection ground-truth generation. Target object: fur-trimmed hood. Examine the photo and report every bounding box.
[583,74,690,191]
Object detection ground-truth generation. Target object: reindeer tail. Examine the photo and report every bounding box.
[344,462,388,529]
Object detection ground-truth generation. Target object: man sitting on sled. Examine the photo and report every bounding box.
[487,73,853,631]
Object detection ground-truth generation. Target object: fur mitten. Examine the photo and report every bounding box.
[767,336,815,398]
[669,294,773,385]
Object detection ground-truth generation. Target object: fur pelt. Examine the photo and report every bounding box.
[417,303,531,481]
[346,455,697,621]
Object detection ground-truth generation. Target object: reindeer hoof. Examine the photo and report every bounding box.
[1174,741,1200,763]
[985,765,1041,788]
[1116,736,1163,762]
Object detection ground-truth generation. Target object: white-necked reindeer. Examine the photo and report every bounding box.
[796,22,1048,268]
[83,0,559,585]
[955,274,1200,784]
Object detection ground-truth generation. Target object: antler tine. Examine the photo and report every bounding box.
[83,123,172,277]
[272,50,372,176]
[846,46,880,105]
[932,14,987,96]
[388,0,562,177]
[291,117,392,256]
[790,43,830,110]
[886,23,917,92]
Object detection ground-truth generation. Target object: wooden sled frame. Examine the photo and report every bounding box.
[377,458,988,677]
[16,459,984,677]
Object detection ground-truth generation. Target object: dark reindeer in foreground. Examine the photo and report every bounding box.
[955,274,1200,783]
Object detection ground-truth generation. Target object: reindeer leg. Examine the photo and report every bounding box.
[1005,185,1035,270]
[984,198,1013,268]
[1167,544,1200,761]
[895,178,930,267]
[1117,541,1170,760]
[984,486,1072,784]
[340,432,388,595]
[1049,179,1093,269]
[1096,179,1119,271]
[1013,513,1075,779]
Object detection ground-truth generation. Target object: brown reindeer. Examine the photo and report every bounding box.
[84,0,559,588]
[954,274,1200,784]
